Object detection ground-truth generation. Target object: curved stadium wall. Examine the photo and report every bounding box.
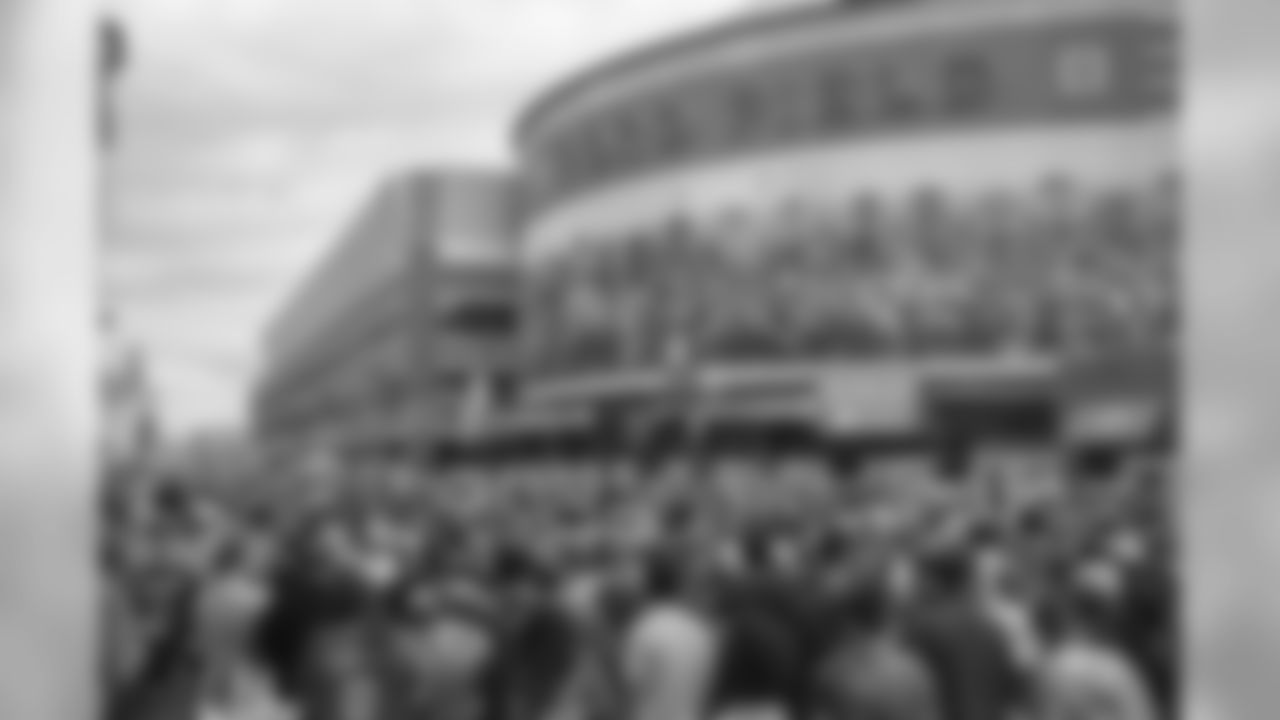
[513,0,1177,440]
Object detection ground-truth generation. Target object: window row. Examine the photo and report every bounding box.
[531,184,1176,309]
[527,187,1177,375]
[540,176,1176,279]
[533,18,1175,200]
[530,286,1175,378]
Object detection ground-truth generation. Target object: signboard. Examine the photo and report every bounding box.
[820,369,919,433]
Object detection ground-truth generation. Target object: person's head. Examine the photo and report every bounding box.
[921,548,973,599]
[739,529,772,574]
[841,580,892,634]
[491,544,554,604]
[812,527,853,570]
[1074,557,1126,606]
[1038,590,1117,648]
[884,552,919,605]
[210,536,255,577]
[641,547,689,604]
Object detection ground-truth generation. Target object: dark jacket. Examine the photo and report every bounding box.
[109,584,204,720]
[490,600,579,720]
[904,597,1026,720]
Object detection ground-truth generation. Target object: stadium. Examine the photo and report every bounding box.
[502,0,1178,476]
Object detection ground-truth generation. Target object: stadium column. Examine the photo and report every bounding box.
[0,3,98,720]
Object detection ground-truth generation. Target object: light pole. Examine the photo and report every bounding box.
[656,219,710,484]
[99,17,127,148]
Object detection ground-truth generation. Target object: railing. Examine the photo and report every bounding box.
[524,182,1176,378]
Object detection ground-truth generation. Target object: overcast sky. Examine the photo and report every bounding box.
[102,0,1274,439]
[105,0,768,436]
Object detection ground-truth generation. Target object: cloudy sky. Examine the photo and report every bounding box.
[102,0,1278,440]
[105,0,771,436]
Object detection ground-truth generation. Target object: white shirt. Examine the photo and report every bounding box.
[623,603,719,720]
[982,593,1042,673]
[1039,640,1157,720]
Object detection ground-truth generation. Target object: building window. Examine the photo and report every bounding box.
[874,56,933,126]
[941,51,994,118]
[548,138,578,191]
[680,91,728,157]
[754,64,820,144]
[1122,19,1178,108]
[1095,190,1143,254]
[638,105,672,164]
[605,112,639,172]
[909,187,950,270]
[447,301,516,337]
[589,123,622,181]
[556,139,585,189]
[655,105,684,169]
[1141,173,1179,256]
[818,64,863,134]
[726,82,769,147]
[565,127,597,185]
[624,107,659,169]
[1055,39,1115,105]
[845,195,885,269]
[571,137,598,185]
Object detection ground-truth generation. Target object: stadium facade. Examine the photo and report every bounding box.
[257,0,1177,476]
[510,0,1177,468]
[256,170,523,469]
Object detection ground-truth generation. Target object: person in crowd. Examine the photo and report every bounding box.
[903,548,1029,720]
[380,566,500,720]
[252,526,377,720]
[104,449,1175,720]
[111,562,206,720]
[972,543,1044,677]
[1107,538,1177,717]
[193,537,282,719]
[707,562,801,720]
[487,546,580,720]
[103,538,152,713]
[813,580,942,720]
[1035,592,1159,720]
[716,528,824,720]
[622,547,720,720]
[548,551,628,720]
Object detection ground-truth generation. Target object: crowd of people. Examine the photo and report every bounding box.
[101,446,1176,720]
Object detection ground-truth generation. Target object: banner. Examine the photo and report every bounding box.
[820,369,920,433]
